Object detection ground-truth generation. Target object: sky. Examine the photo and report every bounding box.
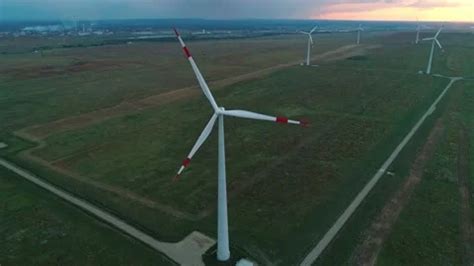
[0,0,473,22]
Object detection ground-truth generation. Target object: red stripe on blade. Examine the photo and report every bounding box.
[173,28,179,36]
[182,158,191,167]
[276,116,288,124]
[183,47,191,58]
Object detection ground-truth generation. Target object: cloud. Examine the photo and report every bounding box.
[0,0,471,21]
[1,0,330,20]
[318,0,470,17]
[409,0,463,8]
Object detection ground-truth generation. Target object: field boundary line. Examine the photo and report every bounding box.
[12,130,204,221]
[0,158,215,266]
[300,77,462,265]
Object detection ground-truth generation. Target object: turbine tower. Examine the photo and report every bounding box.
[422,26,444,74]
[173,28,307,261]
[299,26,318,66]
[356,24,364,44]
[415,24,421,44]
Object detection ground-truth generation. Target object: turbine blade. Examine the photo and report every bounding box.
[310,26,318,34]
[173,28,219,111]
[422,37,434,41]
[309,35,314,45]
[434,27,443,38]
[175,113,218,179]
[299,31,309,34]
[222,109,308,127]
[435,39,443,49]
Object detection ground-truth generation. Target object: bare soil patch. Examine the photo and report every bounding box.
[351,117,445,266]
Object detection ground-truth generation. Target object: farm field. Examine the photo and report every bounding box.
[0,32,356,133]
[375,80,474,266]
[0,167,173,265]
[1,30,474,265]
[315,36,474,265]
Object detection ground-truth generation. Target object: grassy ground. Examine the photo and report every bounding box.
[317,37,474,266]
[376,80,474,266]
[377,126,462,265]
[2,32,473,265]
[334,32,474,77]
[0,33,353,133]
[314,88,451,266]
[0,167,173,265]
[13,34,450,264]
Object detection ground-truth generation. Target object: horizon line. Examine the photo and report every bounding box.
[1,17,472,24]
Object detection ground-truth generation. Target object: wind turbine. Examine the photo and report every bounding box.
[422,26,444,74]
[356,24,364,44]
[299,26,318,66]
[173,28,307,262]
[415,23,421,44]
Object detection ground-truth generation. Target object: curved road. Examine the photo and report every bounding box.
[0,158,214,266]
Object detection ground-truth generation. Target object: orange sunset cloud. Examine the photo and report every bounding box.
[317,0,474,22]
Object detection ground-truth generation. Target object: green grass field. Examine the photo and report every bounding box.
[0,33,354,133]
[376,80,474,266]
[0,168,173,265]
[1,31,473,264]
[316,74,474,265]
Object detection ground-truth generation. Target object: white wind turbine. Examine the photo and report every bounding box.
[299,26,318,66]
[415,23,421,44]
[356,24,364,44]
[173,28,307,261]
[422,26,444,75]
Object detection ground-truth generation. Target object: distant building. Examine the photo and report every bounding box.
[22,25,64,33]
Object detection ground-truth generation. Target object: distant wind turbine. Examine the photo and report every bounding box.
[356,24,364,44]
[299,26,318,66]
[422,26,444,74]
[173,28,307,262]
[415,24,421,44]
